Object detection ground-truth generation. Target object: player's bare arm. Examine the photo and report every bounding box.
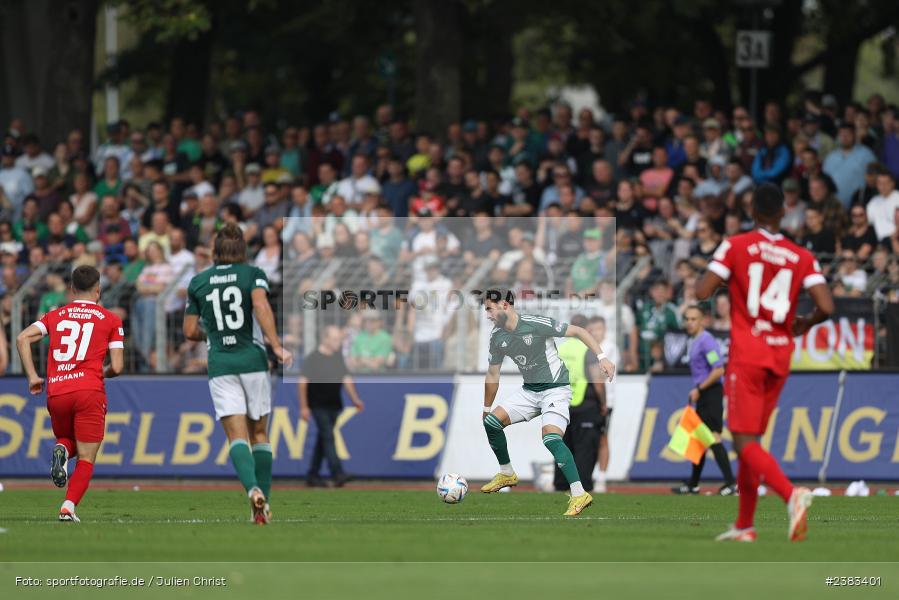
[251,287,293,367]
[182,313,207,342]
[103,347,125,379]
[793,283,835,336]
[16,323,45,394]
[695,270,725,301]
[564,324,616,382]
[483,363,500,417]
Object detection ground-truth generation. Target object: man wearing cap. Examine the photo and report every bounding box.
[262,146,291,184]
[567,228,607,295]
[238,163,265,217]
[801,113,834,157]
[700,118,730,164]
[0,144,34,219]
[349,312,393,372]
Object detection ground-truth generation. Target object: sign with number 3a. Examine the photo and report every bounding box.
[736,30,771,68]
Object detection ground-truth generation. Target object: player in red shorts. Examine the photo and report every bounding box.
[15,265,124,522]
[697,183,834,542]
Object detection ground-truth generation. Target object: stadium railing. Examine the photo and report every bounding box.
[155,264,192,373]
[10,262,50,374]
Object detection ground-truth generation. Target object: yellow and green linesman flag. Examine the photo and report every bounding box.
[667,405,717,464]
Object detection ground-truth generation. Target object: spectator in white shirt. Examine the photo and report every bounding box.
[14,134,54,173]
[835,251,867,297]
[0,144,33,219]
[866,169,899,240]
[336,154,379,208]
[238,163,265,217]
[165,228,195,312]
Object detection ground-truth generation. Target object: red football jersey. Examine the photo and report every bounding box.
[34,300,125,397]
[709,229,826,375]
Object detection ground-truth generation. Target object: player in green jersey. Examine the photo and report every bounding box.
[183,224,292,524]
[480,290,615,516]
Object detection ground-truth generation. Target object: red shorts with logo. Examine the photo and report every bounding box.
[47,390,107,443]
[725,362,787,436]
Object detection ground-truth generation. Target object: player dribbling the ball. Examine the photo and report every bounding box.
[479,290,615,516]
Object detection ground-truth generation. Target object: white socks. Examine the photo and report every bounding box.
[61,500,75,513]
[499,463,515,476]
[570,481,586,497]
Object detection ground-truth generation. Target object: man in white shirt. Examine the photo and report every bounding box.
[14,135,54,172]
[401,211,460,285]
[407,257,454,369]
[866,169,899,241]
[238,164,265,217]
[93,122,135,180]
[335,154,379,208]
[165,228,196,313]
[587,316,619,493]
[0,144,33,220]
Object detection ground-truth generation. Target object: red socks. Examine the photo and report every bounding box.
[65,459,94,506]
[57,438,75,458]
[735,462,760,529]
[735,441,794,529]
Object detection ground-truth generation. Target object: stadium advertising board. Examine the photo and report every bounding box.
[630,372,899,480]
[0,377,454,477]
[663,297,874,370]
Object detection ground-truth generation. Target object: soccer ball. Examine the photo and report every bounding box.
[436,473,468,504]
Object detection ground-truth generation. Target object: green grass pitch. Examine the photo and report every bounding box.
[1,487,897,599]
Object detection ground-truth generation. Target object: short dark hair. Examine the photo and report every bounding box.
[71,265,100,292]
[685,304,707,317]
[752,182,784,219]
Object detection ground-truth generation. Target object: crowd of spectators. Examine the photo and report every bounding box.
[3,88,899,373]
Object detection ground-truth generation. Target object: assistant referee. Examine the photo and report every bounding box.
[672,305,736,496]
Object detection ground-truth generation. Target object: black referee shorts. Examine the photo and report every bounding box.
[695,383,724,433]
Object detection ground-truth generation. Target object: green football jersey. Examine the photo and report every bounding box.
[185,262,270,378]
[487,314,570,392]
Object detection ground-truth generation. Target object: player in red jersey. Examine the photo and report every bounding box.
[697,183,834,543]
[16,265,125,522]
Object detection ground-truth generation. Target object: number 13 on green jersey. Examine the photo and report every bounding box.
[186,263,271,378]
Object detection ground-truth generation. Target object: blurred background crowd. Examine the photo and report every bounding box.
[3,88,899,374]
